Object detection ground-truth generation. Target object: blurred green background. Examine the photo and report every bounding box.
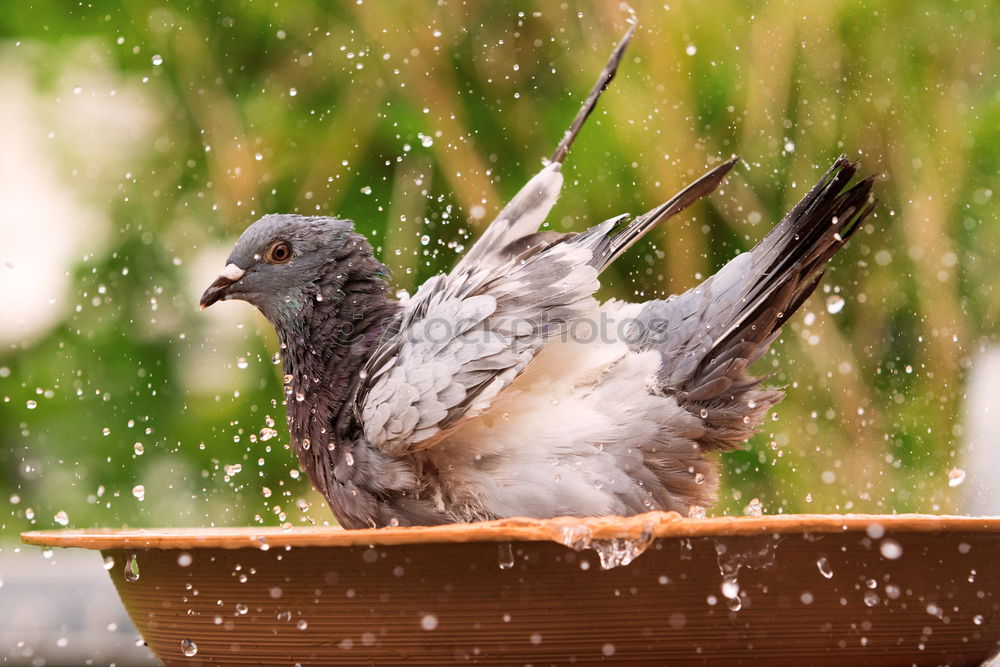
[1,0,997,537]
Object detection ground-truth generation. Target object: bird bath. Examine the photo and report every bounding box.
[22,512,1000,665]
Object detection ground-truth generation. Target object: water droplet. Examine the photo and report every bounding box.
[974,614,984,625]
[103,555,115,570]
[498,543,514,570]
[816,556,833,579]
[694,473,706,484]
[235,602,248,615]
[420,234,430,246]
[360,185,372,195]
[880,539,903,560]
[133,442,144,455]
[863,591,880,607]
[685,44,697,55]
[721,578,740,599]
[744,498,763,516]
[53,510,69,526]
[132,485,145,501]
[420,613,438,631]
[302,437,311,450]
[297,619,308,630]
[699,408,709,419]
[124,554,140,582]
[825,295,845,314]
[177,552,193,567]
[948,468,967,487]
[288,87,297,96]
[180,638,197,657]
[236,357,248,370]
[225,464,242,476]
[688,505,706,519]
[344,452,354,466]
[151,54,163,66]
[26,400,37,410]
[262,487,272,498]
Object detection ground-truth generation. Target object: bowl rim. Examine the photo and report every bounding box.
[19,512,1000,550]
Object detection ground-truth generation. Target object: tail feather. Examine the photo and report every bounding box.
[691,157,877,386]
[635,157,877,453]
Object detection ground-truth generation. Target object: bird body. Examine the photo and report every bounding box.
[201,29,876,529]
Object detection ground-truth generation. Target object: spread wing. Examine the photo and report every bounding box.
[359,226,613,455]
[354,24,735,456]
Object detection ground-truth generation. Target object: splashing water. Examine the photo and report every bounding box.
[825,294,845,314]
[560,520,656,570]
[713,536,780,612]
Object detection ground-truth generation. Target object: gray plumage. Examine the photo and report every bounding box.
[200,29,877,529]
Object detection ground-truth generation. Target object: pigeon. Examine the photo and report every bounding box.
[200,27,876,529]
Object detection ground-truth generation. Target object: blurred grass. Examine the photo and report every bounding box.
[0,0,997,534]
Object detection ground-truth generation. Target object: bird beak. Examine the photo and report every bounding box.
[199,263,245,310]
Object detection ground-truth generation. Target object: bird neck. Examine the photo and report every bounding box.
[275,245,400,453]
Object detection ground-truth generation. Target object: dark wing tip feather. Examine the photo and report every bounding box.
[689,157,879,390]
[550,23,636,165]
[589,156,739,271]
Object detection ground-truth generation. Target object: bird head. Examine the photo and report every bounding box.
[199,214,358,324]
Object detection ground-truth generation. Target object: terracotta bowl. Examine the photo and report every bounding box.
[21,513,1000,666]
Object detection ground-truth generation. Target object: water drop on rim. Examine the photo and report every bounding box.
[498,543,514,570]
[124,554,140,582]
[180,638,197,657]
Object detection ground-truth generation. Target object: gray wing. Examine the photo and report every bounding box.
[452,25,635,274]
[359,226,612,456]
[356,24,737,458]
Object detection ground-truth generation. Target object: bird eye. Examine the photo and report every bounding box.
[265,241,292,264]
